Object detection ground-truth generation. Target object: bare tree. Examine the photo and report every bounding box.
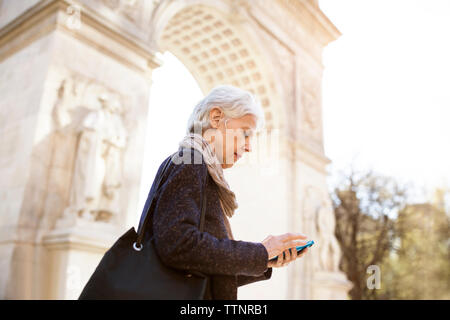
[330,167,408,299]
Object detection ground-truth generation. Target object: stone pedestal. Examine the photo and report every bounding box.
[312,271,353,300]
[42,219,120,299]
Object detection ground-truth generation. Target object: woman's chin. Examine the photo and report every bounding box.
[221,162,235,169]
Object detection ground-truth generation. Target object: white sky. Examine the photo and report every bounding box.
[319,0,450,200]
[137,53,203,220]
[137,1,450,216]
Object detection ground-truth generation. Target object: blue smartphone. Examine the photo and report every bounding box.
[269,240,314,262]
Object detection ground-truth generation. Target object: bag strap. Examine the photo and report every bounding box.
[135,148,208,248]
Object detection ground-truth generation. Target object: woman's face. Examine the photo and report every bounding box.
[204,107,256,169]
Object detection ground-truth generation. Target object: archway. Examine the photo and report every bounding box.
[0,0,350,300]
[146,1,290,300]
[151,1,285,132]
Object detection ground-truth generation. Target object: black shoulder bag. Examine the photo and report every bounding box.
[78,151,209,300]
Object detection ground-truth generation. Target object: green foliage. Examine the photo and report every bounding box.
[377,203,450,299]
[331,168,450,299]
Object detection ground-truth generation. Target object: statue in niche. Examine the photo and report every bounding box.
[302,186,342,273]
[54,76,128,225]
[314,198,342,272]
[69,101,106,221]
[97,92,128,221]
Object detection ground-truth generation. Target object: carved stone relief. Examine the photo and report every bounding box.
[314,197,342,272]
[298,64,323,142]
[52,72,129,226]
[302,185,342,273]
[101,0,145,25]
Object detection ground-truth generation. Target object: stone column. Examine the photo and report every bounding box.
[291,54,353,300]
[0,0,161,299]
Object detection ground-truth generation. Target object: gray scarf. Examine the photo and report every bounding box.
[178,132,237,239]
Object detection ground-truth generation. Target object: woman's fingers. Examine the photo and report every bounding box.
[284,240,308,251]
[276,251,284,267]
[262,232,309,266]
[268,246,309,268]
[292,248,298,261]
[290,246,308,261]
[282,249,292,266]
[297,247,308,259]
[292,247,299,260]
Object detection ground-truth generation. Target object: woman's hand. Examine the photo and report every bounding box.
[268,247,309,268]
[261,233,309,268]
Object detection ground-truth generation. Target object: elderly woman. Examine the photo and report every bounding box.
[142,85,309,300]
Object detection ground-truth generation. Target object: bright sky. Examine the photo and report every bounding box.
[137,1,450,217]
[319,0,450,201]
[137,52,203,220]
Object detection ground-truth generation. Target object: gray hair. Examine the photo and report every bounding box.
[186,84,266,134]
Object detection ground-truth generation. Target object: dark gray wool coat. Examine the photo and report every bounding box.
[139,147,272,300]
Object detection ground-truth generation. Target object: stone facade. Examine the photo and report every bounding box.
[0,0,351,299]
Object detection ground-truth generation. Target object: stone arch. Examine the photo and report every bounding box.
[149,0,285,131]
[0,0,352,300]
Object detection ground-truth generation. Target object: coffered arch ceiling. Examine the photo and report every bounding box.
[152,3,284,131]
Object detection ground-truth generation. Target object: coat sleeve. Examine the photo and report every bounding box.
[152,161,269,277]
[237,268,273,287]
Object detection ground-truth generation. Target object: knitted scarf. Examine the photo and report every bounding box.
[178,132,237,239]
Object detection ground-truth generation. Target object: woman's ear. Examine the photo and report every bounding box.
[209,106,225,129]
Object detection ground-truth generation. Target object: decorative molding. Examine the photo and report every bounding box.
[248,0,340,67]
[277,0,341,46]
[101,0,146,26]
[279,132,331,175]
[0,0,162,76]
[42,220,119,253]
